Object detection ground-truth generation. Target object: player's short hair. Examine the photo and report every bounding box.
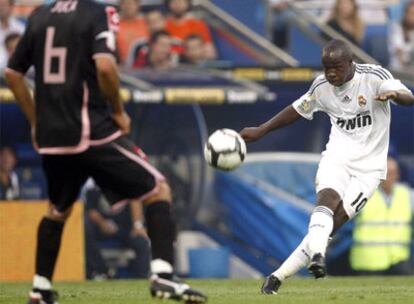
[323,39,353,61]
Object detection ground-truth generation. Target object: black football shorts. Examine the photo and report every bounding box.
[42,136,164,212]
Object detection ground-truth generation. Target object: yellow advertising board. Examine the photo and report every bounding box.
[0,201,84,282]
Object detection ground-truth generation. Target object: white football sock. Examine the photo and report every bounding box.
[307,206,334,257]
[151,258,173,274]
[33,274,52,290]
[272,234,311,281]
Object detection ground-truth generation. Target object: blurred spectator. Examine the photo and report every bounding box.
[388,1,414,70]
[0,146,20,200]
[4,31,19,56]
[269,0,293,49]
[0,0,25,70]
[350,157,413,275]
[126,10,183,67]
[146,9,167,34]
[165,0,216,59]
[180,34,207,65]
[326,0,365,46]
[85,185,151,279]
[132,30,177,69]
[388,0,411,23]
[117,0,149,64]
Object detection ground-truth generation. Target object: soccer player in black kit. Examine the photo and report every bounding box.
[5,1,207,303]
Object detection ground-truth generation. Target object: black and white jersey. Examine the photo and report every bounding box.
[293,63,412,180]
[7,0,122,154]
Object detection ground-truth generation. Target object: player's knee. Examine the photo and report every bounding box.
[317,188,341,211]
[145,181,172,204]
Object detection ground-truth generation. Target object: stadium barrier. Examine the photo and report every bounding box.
[0,201,85,282]
[189,248,230,278]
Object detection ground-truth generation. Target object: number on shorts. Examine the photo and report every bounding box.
[43,27,67,84]
[351,192,368,212]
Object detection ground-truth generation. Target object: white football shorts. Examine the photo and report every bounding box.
[315,156,381,219]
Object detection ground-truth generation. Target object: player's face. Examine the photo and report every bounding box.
[322,54,352,87]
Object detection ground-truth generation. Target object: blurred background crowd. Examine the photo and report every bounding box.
[1,0,413,71]
[0,0,413,282]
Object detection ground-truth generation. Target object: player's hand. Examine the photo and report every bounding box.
[239,127,266,142]
[100,219,118,235]
[375,91,398,102]
[112,111,131,135]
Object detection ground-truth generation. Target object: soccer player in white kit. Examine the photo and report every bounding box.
[240,39,414,294]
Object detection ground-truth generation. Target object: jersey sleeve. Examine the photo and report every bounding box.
[91,5,119,59]
[7,20,33,74]
[376,66,412,95]
[378,79,412,95]
[292,76,325,120]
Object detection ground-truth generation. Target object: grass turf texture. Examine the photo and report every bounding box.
[1,276,413,304]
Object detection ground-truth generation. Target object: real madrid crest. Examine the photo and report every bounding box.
[358,95,367,107]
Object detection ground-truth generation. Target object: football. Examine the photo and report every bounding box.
[204,128,246,171]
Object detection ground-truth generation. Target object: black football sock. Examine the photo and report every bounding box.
[145,201,176,267]
[35,217,65,281]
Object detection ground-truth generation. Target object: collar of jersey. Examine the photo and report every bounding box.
[334,69,360,94]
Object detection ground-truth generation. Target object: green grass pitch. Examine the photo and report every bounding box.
[1,276,413,304]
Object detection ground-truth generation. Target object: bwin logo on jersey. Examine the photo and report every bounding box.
[336,111,372,130]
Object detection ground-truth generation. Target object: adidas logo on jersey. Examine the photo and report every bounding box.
[342,95,352,103]
[336,111,372,130]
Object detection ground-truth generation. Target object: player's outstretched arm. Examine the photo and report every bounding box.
[240,105,301,142]
[4,70,35,128]
[375,90,414,106]
[95,56,131,134]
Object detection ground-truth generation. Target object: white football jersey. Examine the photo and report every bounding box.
[292,63,412,179]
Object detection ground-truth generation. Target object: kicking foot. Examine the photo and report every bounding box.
[308,253,326,279]
[261,274,282,295]
[27,288,59,304]
[150,274,207,303]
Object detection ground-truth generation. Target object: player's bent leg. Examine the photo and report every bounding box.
[28,204,73,304]
[145,182,175,269]
[332,203,349,234]
[307,202,350,281]
[145,180,172,204]
[262,234,311,295]
[145,182,207,303]
[307,188,341,279]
